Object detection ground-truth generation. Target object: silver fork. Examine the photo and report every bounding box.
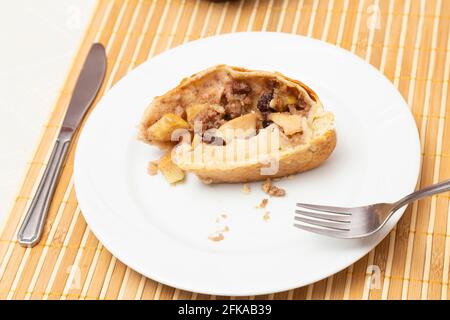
[294,179,450,238]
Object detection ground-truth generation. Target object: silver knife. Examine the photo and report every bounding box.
[18,43,107,247]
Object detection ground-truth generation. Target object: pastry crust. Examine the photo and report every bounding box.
[139,65,336,183]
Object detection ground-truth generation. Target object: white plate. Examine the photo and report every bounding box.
[74,32,420,296]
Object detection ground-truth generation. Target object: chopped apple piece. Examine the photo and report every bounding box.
[268,113,303,135]
[186,103,208,122]
[147,113,189,141]
[158,152,185,184]
[283,95,297,105]
[218,113,257,142]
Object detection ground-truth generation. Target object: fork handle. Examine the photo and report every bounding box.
[17,135,71,247]
[393,179,450,211]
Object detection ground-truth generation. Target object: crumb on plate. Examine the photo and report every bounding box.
[262,179,286,197]
[263,211,270,222]
[208,226,229,242]
[215,213,228,223]
[256,198,269,209]
[208,233,225,242]
[147,161,159,176]
[242,183,251,194]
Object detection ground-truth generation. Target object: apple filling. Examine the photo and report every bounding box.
[144,72,318,148]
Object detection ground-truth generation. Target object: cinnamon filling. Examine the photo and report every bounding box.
[145,72,315,146]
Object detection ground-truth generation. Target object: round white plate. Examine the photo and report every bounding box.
[74,32,420,296]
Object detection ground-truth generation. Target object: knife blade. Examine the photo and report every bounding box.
[62,42,107,132]
[18,43,107,247]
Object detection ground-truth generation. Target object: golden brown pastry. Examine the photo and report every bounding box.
[139,65,336,183]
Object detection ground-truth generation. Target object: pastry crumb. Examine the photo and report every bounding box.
[287,175,294,180]
[263,211,271,222]
[262,179,286,197]
[147,161,159,176]
[215,213,228,223]
[242,183,251,194]
[208,226,229,242]
[256,198,269,209]
[208,233,225,242]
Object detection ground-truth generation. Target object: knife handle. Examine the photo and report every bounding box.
[18,132,71,247]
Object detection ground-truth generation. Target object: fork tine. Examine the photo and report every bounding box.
[296,203,351,214]
[295,209,351,222]
[293,223,351,238]
[294,215,350,230]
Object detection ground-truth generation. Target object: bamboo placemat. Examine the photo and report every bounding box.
[1,0,449,300]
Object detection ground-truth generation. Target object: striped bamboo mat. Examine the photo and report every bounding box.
[1,0,449,300]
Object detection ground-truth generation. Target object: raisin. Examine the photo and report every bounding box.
[262,119,273,128]
[257,92,273,113]
[202,134,225,146]
[220,93,228,106]
[211,136,225,146]
[231,80,251,94]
